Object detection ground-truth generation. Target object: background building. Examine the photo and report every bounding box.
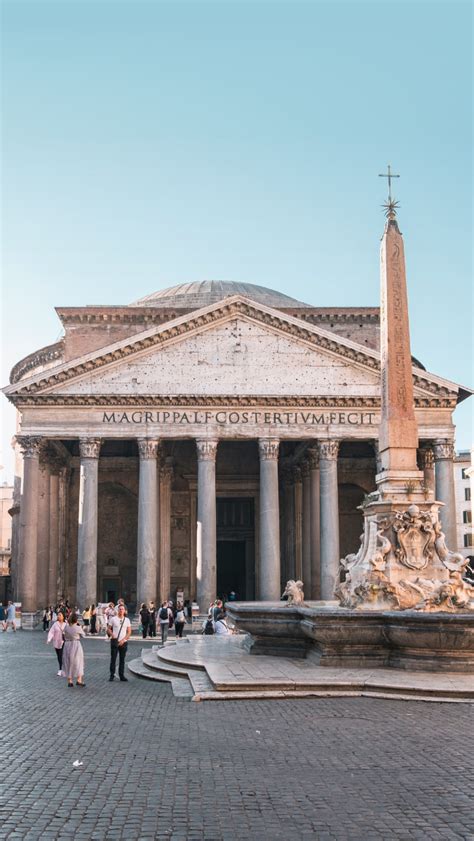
[455,450,473,574]
[0,482,13,603]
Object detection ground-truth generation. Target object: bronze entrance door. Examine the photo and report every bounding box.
[216,497,255,601]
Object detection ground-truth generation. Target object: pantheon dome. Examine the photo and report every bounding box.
[129,280,310,310]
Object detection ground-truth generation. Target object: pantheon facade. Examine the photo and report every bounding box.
[4,281,470,623]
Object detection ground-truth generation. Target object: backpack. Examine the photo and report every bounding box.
[159,607,168,621]
[204,618,214,635]
[176,610,185,623]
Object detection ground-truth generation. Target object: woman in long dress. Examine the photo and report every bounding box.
[62,613,86,687]
[47,610,66,675]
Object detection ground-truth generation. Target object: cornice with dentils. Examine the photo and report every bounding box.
[3,295,467,402]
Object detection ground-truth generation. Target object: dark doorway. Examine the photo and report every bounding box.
[217,541,247,601]
[216,497,255,600]
[102,577,121,603]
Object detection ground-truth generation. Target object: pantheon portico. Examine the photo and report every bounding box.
[4,281,470,624]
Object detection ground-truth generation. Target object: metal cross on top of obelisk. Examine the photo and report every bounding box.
[379,164,400,217]
[378,164,400,201]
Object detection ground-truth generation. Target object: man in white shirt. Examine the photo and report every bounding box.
[107,603,132,682]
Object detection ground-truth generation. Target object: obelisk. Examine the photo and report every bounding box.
[336,173,472,612]
[376,200,424,497]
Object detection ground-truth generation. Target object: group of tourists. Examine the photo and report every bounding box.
[42,602,113,634]
[2,590,234,687]
[47,598,131,686]
[139,600,189,643]
[203,599,231,635]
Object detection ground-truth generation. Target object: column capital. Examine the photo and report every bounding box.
[319,440,340,460]
[79,438,102,459]
[16,435,43,458]
[258,439,279,461]
[418,447,434,469]
[293,465,302,482]
[137,438,160,460]
[306,447,320,469]
[433,439,455,461]
[196,439,218,461]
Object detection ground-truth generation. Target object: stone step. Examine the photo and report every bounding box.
[127,657,194,699]
[156,645,209,673]
[201,673,474,700]
[141,649,191,678]
[192,688,473,703]
[143,648,215,694]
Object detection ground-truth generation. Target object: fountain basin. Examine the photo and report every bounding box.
[226,601,474,673]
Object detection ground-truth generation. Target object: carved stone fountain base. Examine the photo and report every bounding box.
[225,602,474,673]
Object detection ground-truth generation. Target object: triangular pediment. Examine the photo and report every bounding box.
[3,295,465,405]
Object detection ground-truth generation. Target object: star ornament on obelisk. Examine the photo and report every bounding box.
[335,168,474,612]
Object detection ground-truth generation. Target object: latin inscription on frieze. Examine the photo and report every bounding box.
[102,409,377,427]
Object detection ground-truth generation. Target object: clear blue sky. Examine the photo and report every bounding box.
[1,0,472,481]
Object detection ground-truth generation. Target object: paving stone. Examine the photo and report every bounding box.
[1,632,473,840]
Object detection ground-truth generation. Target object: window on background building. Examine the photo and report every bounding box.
[466,488,471,502]
[464,534,473,548]
[463,511,472,524]
[461,468,469,480]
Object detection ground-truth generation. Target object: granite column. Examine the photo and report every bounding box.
[36,459,51,611]
[301,460,312,596]
[159,457,173,602]
[307,447,321,599]
[433,439,457,548]
[137,439,160,608]
[319,440,340,600]
[258,439,280,600]
[48,466,61,606]
[196,440,218,612]
[17,436,43,617]
[77,438,101,609]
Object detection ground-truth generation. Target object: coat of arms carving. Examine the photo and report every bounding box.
[393,505,435,571]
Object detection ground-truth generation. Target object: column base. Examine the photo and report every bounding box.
[19,611,42,630]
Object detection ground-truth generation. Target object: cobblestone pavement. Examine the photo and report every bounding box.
[1,631,473,841]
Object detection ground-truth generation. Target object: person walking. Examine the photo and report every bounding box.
[82,605,91,633]
[107,603,131,682]
[3,601,16,632]
[62,613,86,687]
[174,603,186,639]
[148,602,156,637]
[139,603,150,639]
[42,608,49,632]
[47,611,66,675]
[158,602,172,644]
[90,604,97,634]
